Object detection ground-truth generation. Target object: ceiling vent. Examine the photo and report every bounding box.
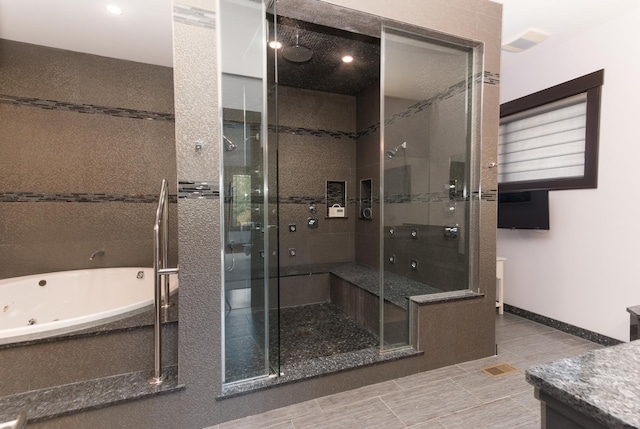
[502,29,550,53]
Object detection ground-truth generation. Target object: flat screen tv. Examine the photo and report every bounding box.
[497,190,549,230]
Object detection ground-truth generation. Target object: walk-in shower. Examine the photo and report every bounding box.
[219,0,482,384]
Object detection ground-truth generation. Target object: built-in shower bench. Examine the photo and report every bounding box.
[281,262,478,309]
[280,262,483,340]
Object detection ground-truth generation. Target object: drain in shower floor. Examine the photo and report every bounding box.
[481,363,518,377]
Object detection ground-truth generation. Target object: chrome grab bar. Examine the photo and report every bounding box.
[0,412,27,429]
[150,179,179,385]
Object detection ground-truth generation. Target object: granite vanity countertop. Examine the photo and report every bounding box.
[526,340,640,429]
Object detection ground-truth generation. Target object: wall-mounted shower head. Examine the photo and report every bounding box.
[245,132,259,142]
[223,135,237,152]
[386,141,407,159]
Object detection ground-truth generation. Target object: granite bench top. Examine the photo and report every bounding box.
[281,262,444,309]
[526,340,640,429]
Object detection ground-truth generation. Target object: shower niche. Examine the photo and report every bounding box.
[326,180,347,218]
[359,179,372,220]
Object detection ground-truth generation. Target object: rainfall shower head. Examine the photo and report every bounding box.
[386,141,407,159]
[282,33,313,63]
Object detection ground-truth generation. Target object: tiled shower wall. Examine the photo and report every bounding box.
[355,85,380,268]
[0,39,177,279]
[278,85,357,268]
[355,82,472,291]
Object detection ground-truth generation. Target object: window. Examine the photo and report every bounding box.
[498,69,603,192]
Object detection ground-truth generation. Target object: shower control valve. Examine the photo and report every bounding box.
[444,225,459,239]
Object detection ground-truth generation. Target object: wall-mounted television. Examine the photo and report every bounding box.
[497,190,550,230]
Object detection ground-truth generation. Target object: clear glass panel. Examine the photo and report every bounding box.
[265,0,280,378]
[220,0,278,383]
[380,26,477,350]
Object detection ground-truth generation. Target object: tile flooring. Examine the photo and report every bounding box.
[211,312,603,429]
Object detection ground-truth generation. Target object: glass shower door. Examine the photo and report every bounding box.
[380,26,480,350]
[220,0,279,383]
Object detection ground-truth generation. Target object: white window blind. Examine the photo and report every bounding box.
[498,93,587,184]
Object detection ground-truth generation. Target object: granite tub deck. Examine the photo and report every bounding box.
[0,297,180,425]
[527,340,640,429]
[0,367,184,425]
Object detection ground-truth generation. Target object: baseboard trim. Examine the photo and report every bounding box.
[504,304,622,347]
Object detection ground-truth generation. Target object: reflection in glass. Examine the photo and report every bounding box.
[380,26,479,350]
[220,0,279,384]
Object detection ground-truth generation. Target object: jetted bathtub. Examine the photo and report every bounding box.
[0,267,178,343]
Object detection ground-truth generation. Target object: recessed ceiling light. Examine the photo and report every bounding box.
[269,41,283,49]
[106,4,123,15]
[342,55,354,63]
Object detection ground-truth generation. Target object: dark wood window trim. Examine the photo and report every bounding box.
[499,69,604,192]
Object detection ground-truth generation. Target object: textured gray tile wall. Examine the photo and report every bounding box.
[278,86,357,269]
[383,224,467,292]
[355,85,380,268]
[280,274,331,307]
[0,202,178,278]
[0,39,176,280]
[0,40,174,112]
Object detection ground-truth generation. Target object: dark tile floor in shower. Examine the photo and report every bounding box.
[224,290,378,383]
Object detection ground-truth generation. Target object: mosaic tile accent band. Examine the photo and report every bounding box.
[227,70,500,142]
[173,4,216,29]
[178,181,220,199]
[504,304,622,347]
[0,192,177,204]
[0,94,175,122]
[279,191,482,205]
[271,124,357,140]
[0,190,491,204]
[484,71,500,86]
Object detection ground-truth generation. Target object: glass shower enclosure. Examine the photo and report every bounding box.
[219,0,483,383]
[219,0,279,383]
[380,27,481,350]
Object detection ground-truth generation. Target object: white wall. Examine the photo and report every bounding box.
[498,6,640,341]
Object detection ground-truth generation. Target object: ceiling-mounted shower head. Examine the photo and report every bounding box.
[282,33,313,63]
[386,141,407,159]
